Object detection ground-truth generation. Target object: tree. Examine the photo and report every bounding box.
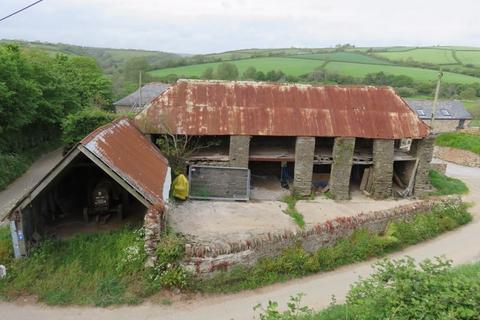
[201,67,214,80]
[215,62,239,80]
[122,57,151,83]
[242,66,257,80]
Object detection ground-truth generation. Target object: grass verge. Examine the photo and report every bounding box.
[429,170,469,195]
[282,195,305,228]
[256,259,480,320]
[195,201,471,294]
[0,226,188,306]
[435,132,480,155]
[0,139,61,191]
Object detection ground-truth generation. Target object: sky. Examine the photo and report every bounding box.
[0,0,479,54]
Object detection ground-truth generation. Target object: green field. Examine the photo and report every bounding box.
[290,52,390,65]
[456,50,480,66]
[374,48,457,64]
[149,57,326,78]
[324,61,479,83]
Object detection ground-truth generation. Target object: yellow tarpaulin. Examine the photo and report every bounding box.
[172,174,189,200]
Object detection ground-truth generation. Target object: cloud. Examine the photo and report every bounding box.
[0,0,479,53]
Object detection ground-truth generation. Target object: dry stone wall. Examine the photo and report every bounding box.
[183,195,461,275]
[434,146,480,168]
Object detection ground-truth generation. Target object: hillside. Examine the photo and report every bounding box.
[149,46,480,85]
[0,39,179,74]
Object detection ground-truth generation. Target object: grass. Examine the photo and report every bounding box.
[456,50,480,66]
[463,100,480,126]
[0,226,188,306]
[149,57,325,78]
[0,139,61,191]
[282,195,305,228]
[196,202,471,294]
[436,132,480,154]
[324,61,480,83]
[289,52,390,65]
[374,48,458,65]
[429,170,469,196]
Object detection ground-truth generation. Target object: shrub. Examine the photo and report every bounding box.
[61,107,116,151]
[429,170,469,195]
[0,226,13,267]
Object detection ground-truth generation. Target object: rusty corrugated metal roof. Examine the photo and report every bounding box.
[135,80,429,139]
[81,118,169,205]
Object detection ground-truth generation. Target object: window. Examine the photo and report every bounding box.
[440,109,451,117]
[417,109,426,116]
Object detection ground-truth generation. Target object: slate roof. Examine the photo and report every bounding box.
[114,82,170,112]
[406,100,473,120]
[135,79,429,139]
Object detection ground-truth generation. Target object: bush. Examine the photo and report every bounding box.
[61,107,116,151]
[436,132,480,155]
[198,202,471,294]
[429,170,469,195]
[0,226,13,267]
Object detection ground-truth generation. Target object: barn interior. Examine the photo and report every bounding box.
[16,152,147,243]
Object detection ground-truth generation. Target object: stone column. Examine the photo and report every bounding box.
[330,137,355,200]
[372,139,394,199]
[293,137,315,196]
[229,136,251,168]
[410,135,435,196]
[144,204,165,267]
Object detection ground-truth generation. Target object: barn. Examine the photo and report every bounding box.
[135,79,434,201]
[3,118,171,258]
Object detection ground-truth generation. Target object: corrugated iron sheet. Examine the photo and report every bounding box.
[135,80,429,139]
[81,118,168,205]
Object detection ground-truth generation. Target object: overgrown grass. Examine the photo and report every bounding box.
[196,202,471,294]
[429,170,469,195]
[0,139,61,191]
[0,226,187,306]
[282,195,305,228]
[436,132,480,155]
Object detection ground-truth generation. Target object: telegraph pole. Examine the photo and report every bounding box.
[431,70,443,129]
[138,71,143,110]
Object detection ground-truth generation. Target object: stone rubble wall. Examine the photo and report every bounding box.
[411,136,435,196]
[144,203,166,267]
[229,136,251,168]
[183,196,462,275]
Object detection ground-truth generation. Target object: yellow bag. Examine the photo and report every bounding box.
[172,174,189,200]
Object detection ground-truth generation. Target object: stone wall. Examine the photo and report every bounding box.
[430,162,447,174]
[372,139,394,199]
[411,136,435,196]
[434,146,480,167]
[229,136,251,168]
[330,137,355,200]
[423,119,464,133]
[293,137,315,196]
[144,204,166,267]
[183,196,462,275]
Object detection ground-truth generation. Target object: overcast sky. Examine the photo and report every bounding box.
[1,0,479,54]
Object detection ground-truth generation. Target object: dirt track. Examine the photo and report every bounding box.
[1,161,480,320]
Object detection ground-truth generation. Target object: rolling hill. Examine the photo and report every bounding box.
[149,46,480,85]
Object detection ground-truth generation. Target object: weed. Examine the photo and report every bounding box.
[429,170,469,196]
[282,195,306,228]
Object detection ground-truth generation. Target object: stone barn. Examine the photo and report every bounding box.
[135,79,433,200]
[3,118,171,258]
[407,99,473,133]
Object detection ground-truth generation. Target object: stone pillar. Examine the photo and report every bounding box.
[330,137,355,200]
[144,204,165,267]
[372,139,394,199]
[229,136,251,168]
[293,137,315,196]
[411,135,435,196]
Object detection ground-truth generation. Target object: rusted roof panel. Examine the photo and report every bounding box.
[81,118,169,205]
[135,80,429,139]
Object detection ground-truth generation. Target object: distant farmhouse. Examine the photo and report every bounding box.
[406,100,472,133]
[114,82,169,114]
